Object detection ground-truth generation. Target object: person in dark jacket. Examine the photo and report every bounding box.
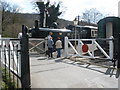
[47,37,54,58]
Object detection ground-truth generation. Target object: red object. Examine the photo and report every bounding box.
[82,44,88,52]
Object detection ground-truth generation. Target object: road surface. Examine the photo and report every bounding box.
[30,54,118,88]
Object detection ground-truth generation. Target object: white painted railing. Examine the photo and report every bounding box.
[0,38,21,76]
[64,36,114,60]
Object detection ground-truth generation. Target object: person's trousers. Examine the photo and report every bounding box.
[48,48,53,58]
[56,48,61,58]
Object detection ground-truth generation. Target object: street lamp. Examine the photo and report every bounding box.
[73,18,78,49]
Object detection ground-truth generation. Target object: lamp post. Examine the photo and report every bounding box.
[73,18,78,49]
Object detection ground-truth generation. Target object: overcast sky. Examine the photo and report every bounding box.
[5,0,120,21]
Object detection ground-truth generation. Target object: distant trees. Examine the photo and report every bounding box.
[1,1,11,33]
[1,1,22,37]
[81,8,104,24]
[36,1,62,28]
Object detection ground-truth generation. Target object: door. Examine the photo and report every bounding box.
[106,22,113,38]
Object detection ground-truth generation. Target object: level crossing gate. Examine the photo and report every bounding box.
[29,38,47,54]
[0,25,30,89]
[64,36,118,67]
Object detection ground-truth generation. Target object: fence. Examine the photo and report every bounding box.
[0,38,21,88]
[64,36,117,67]
[0,25,30,89]
[29,38,47,54]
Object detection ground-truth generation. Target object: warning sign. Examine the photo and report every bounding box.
[82,44,88,52]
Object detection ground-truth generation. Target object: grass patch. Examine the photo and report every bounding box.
[1,68,17,89]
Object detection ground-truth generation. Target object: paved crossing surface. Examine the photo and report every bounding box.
[30,54,119,88]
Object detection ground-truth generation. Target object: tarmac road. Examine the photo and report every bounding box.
[30,56,118,88]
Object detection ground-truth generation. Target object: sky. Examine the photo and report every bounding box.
[4,0,120,21]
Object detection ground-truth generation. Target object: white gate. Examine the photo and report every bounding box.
[29,38,47,54]
[64,36,114,60]
[0,38,21,88]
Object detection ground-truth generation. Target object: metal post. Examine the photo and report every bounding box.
[74,27,77,49]
[73,18,78,49]
[64,36,68,57]
[92,39,95,58]
[21,25,31,88]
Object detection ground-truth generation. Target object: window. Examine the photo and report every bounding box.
[91,30,97,37]
[67,33,70,36]
[59,33,62,35]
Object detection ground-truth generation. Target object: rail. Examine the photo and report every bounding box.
[0,38,21,88]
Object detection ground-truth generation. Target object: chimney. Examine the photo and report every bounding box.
[35,20,39,29]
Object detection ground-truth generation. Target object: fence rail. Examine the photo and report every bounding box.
[29,38,46,54]
[0,38,21,88]
[0,25,31,89]
[64,36,114,59]
[64,36,116,67]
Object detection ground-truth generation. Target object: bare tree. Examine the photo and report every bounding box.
[1,1,11,32]
[1,1,20,37]
[82,8,104,24]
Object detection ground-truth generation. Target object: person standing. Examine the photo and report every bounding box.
[47,32,53,40]
[47,37,54,58]
[55,37,62,58]
[45,32,53,56]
